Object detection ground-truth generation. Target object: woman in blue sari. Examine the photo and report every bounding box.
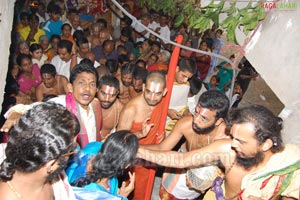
[66,130,138,200]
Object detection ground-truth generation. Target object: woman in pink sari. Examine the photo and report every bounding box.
[16,54,42,101]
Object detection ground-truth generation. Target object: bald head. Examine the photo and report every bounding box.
[146,71,166,88]
[144,71,167,106]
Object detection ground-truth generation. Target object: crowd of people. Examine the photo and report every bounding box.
[0,0,299,200]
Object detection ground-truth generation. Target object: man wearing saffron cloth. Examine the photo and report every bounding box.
[138,105,300,200]
[1,63,102,148]
[117,71,167,200]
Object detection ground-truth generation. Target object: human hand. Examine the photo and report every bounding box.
[138,118,154,139]
[118,172,135,197]
[0,112,22,132]
[168,109,182,120]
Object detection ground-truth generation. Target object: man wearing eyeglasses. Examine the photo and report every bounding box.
[142,90,230,200]
[97,75,123,139]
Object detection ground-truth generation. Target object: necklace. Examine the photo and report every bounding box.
[7,181,24,200]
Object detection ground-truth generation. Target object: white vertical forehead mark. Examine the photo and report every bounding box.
[196,106,211,116]
[148,81,162,93]
[103,85,116,94]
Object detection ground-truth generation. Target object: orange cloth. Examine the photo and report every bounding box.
[45,49,57,62]
[147,63,168,72]
[130,101,165,200]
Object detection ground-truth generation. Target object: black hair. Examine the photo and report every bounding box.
[40,64,57,76]
[133,66,148,83]
[68,8,79,15]
[73,30,85,42]
[76,37,89,48]
[121,63,135,75]
[0,102,80,181]
[105,59,118,74]
[57,39,73,53]
[197,90,229,119]
[73,130,138,186]
[79,58,93,67]
[135,59,147,68]
[16,54,31,66]
[69,63,99,87]
[121,27,131,38]
[19,12,29,21]
[61,23,72,31]
[189,75,202,95]
[118,54,130,65]
[96,18,108,28]
[29,43,42,52]
[47,4,61,14]
[226,104,284,153]
[50,34,61,43]
[99,75,120,91]
[178,58,197,75]
[28,13,39,22]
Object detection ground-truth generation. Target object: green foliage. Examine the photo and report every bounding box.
[137,0,267,44]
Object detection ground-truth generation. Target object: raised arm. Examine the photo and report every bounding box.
[117,103,153,139]
[138,139,233,168]
[142,116,189,151]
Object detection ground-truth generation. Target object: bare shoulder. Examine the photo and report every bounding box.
[120,99,137,116]
[92,97,100,104]
[123,95,142,109]
[36,82,44,90]
[176,115,193,131]
[57,75,68,82]
[211,138,233,151]
[0,183,14,200]
[116,99,124,111]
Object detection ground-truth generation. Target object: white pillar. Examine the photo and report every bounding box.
[0,0,16,107]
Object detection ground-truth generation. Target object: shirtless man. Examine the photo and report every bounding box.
[117,71,167,200]
[139,105,300,200]
[143,90,229,200]
[116,63,134,105]
[36,64,69,101]
[87,22,102,49]
[129,66,148,98]
[97,75,123,139]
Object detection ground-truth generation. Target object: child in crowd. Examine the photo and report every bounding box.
[42,4,63,39]
[205,75,220,90]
